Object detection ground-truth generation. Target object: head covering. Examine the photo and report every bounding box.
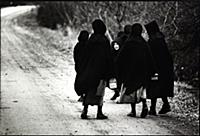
[144,20,160,35]
[78,30,89,42]
[124,24,132,35]
[117,31,125,38]
[131,23,143,36]
[92,19,106,35]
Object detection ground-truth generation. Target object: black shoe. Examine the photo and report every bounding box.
[127,112,136,117]
[110,93,119,100]
[158,105,171,114]
[141,106,148,118]
[148,109,157,116]
[78,96,84,102]
[97,113,108,119]
[81,109,88,119]
[116,101,122,104]
[81,113,88,119]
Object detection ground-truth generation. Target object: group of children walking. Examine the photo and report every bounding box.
[73,19,174,119]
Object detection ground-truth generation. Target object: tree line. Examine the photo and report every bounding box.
[34,1,199,87]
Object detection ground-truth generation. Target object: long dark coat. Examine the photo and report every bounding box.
[117,36,153,95]
[111,33,129,88]
[74,41,89,75]
[146,33,174,98]
[83,33,114,92]
[73,40,89,96]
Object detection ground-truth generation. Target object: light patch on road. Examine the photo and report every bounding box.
[1,6,36,17]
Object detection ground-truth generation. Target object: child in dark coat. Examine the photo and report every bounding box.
[110,24,132,101]
[145,20,174,115]
[73,30,89,102]
[117,23,152,118]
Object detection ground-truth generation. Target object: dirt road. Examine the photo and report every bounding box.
[0,6,184,135]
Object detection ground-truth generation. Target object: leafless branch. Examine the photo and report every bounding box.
[98,8,103,20]
[62,2,73,26]
[104,11,113,42]
[114,3,127,30]
[54,2,66,23]
[139,2,147,23]
[98,9,113,42]
[171,1,178,35]
[119,4,126,23]
[162,6,172,31]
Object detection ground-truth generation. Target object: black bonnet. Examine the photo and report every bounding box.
[124,24,132,34]
[145,20,160,35]
[131,23,143,36]
[92,19,107,35]
[78,30,89,42]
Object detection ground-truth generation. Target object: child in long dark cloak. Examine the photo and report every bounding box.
[80,19,114,119]
[73,30,89,102]
[117,23,153,118]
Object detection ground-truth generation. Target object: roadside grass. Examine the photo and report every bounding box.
[152,83,199,135]
[16,8,78,65]
[16,8,199,135]
[170,83,199,123]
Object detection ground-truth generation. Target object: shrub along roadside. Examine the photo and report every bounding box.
[35,1,199,88]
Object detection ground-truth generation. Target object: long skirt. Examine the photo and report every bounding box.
[146,74,174,99]
[83,80,106,106]
[118,83,146,104]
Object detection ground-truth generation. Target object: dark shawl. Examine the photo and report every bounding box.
[74,31,89,96]
[85,33,114,89]
[77,19,114,94]
[147,32,174,98]
[117,35,152,95]
[74,43,89,74]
